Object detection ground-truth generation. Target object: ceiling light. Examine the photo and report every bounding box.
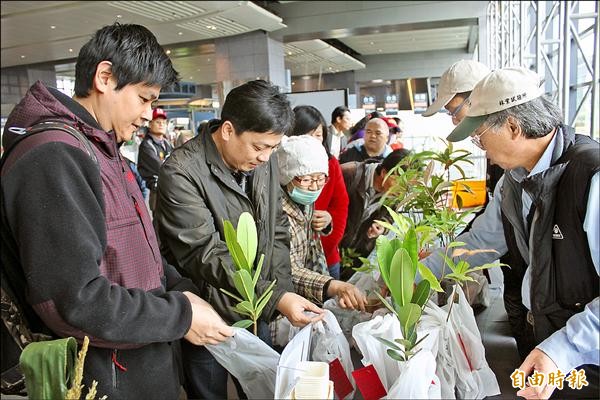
[166,49,171,55]
[206,25,217,30]
[69,48,74,53]
[50,25,56,29]
[369,41,374,45]
[116,15,122,19]
[301,75,311,80]
[372,79,383,83]
[287,51,293,55]
[207,58,211,62]
[178,32,183,36]
[189,76,193,79]
[20,55,26,59]
[291,82,296,85]
[378,49,383,53]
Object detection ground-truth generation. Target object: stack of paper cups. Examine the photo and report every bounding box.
[294,361,329,399]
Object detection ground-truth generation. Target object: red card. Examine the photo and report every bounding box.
[329,358,353,400]
[351,364,387,400]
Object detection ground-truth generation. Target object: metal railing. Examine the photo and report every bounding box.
[487,1,599,139]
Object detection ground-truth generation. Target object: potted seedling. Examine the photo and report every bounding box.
[221,212,276,335]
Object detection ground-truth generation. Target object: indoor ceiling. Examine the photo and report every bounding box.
[1,1,483,85]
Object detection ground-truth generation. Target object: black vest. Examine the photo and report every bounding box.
[501,129,600,343]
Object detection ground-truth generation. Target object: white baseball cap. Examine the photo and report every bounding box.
[447,67,544,142]
[422,60,491,117]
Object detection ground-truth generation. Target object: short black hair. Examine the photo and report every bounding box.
[221,80,294,136]
[331,105,350,125]
[75,23,179,97]
[376,148,411,174]
[349,111,382,137]
[290,105,331,157]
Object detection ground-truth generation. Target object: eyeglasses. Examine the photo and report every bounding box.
[470,123,494,150]
[294,175,328,188]
[447,97,471,119]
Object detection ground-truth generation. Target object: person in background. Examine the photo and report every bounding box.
[119,136,149,201]
[339,149,411,279]
[422,67,599,399]
[339,117,392,163]
[347,111,382,144]
[154,80,324,399]
[0,23,232,399]
[175,129,194,148]
[138,107,173,212]
[327,106,351,158]
[389,116,405,150]
[289,105,349,280]
[276,135,367,310]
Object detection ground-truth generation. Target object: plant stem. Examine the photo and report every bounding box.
[253,320,257,336]
[445,284,458,323]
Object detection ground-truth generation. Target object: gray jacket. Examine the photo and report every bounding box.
[155,121,294,323]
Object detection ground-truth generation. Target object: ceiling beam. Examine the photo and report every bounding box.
[270,1,488,42]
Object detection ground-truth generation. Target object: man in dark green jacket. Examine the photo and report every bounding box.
[155,80,323,399]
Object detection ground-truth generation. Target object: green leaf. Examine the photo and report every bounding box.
[442,254,456,272]
[220,288,244,303]
[469,262,509,272]
[397,304,422,339]
[235,300,255,317]
[447,241,466,249]
[394,338,413,349]
[236,212,258,268]
[389,248,414,306]
[375,336,402,351]
[374,219,403,237]
[252,254,265,287]
[254,289,274,319]
[402,227,418,276]
[233,269,255,302]
[387,349,405,362]
[413,333,430,349]
[456,260,470,274]
[223,219,250,271]
[376,236,393,289]
[411,280,430,307]
[374,291,398,318]
[232,319,254,329]
[384,205,412,236]
[417,263,443,292]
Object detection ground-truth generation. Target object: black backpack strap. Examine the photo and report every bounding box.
[1,121,98,170]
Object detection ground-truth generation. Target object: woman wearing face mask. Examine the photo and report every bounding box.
[276,135,366,313]
[290,105,349,280]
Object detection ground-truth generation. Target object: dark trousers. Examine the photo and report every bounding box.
[550,365,599,399]
[181,321,272,399]
[501,261,536,361]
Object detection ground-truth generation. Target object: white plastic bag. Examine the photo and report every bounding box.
[206,328,280,399]
[282,310,355,399]
[275,320,313,399]
[351,313,402,390]
[447,284,500,399]
[386,350,441,399]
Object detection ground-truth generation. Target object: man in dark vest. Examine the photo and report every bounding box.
[138,107,173,212]
[422,66,599,399]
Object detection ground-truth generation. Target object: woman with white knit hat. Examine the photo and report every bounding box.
[276,135,367,311]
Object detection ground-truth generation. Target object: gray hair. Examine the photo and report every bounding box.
[484,95,563,138]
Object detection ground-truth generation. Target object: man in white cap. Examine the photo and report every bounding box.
[423,59,490,121]
[423,66,599,399]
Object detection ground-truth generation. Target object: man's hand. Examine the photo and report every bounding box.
[516,348,559,399]
[182,291,234,346]
[327,280,367,312]
[311,210,332,232]
[366,222,385,239]
[276,292,324,327]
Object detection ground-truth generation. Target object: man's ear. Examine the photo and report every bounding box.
[93,61,115,94]
[507,116,522,140]
[220,120,235,142]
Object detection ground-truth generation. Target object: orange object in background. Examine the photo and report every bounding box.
[451,179,487,208]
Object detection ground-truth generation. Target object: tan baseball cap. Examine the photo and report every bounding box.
[447,67,544,142]
[422,60,491,117]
